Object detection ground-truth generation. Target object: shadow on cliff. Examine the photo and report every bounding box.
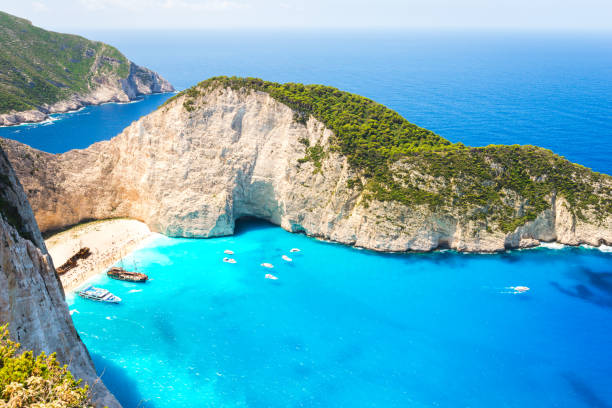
[233,216,277,236]
[91,354,157,408]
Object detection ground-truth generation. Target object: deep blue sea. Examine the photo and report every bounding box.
[68,220,612,408]
[0,94,171,152]
[1,31,611,174]
[3,30,610,407]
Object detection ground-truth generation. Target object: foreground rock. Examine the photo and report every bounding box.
[0,148,120,406]
[2,78,611,252]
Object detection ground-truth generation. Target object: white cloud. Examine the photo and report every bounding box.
[78,0,116,11]
[31,1,48,12]
[160,0,249,11]
[77,0,247,12]
[278,1,304,12]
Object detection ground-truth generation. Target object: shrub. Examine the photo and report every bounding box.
[0,324,92,408]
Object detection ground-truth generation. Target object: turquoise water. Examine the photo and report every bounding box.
[3,30,611,406]
[1,31,611,174]
[68,219,612,408]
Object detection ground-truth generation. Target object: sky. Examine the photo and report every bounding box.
[0,0,611,31]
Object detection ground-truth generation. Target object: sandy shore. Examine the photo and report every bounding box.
[45,218,157,293]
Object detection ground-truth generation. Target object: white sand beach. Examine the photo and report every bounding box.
[45,218,157,292]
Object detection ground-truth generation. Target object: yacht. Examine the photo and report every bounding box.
[78,286,121,303]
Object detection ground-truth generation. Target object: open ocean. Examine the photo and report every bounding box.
[1,30,611,175]
[3,31,611,407]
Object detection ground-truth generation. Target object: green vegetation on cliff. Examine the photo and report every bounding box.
[0,324,91,407]
[169,76,611,233]
[375,145,611,232]
[171,76,455,174]
[0,11,130,114]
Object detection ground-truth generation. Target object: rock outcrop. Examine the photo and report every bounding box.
[0,10,174,127]
[0,62,174,126]
[0,147,120,407]
[2,83,611,253]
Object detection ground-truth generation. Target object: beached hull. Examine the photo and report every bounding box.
[107,273,148,282]
[107,267,148,282]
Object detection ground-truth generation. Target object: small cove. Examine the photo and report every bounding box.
[68,219,612,407]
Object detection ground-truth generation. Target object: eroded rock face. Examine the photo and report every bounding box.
[0,62,173,127]
[0,148,120,408]
[3,87,612,252]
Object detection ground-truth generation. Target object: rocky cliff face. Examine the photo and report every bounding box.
[0,62,174,126]
[2,85,611,252]
[0,148,120,407]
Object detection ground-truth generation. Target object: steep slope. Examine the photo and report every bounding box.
[0,147,120,407]
[2,77,611,252]
[0,11,174,126]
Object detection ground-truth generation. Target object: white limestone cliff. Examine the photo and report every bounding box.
[2,86,611,253]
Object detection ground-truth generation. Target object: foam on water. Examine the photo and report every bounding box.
[538,242,567,250]
[538,242,612,253]
[69,219,612,408]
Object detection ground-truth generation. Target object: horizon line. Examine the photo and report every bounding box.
[47,26,612,34]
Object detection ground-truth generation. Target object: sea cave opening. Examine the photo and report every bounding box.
[232,216,278,237]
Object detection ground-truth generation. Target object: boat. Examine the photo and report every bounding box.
[265,273,278,280]
[261,262,274,268]
[223,257,237,264]
[290,248,301,253]
[282,255,292,262]
[78,286,121,303]
[511,286,530,293]
[224,249,234,255]
[107,267,148,282]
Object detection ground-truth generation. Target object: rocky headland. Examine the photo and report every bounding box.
[0,62,174,126]
[2,77,611,253]
[0,11,174,126]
